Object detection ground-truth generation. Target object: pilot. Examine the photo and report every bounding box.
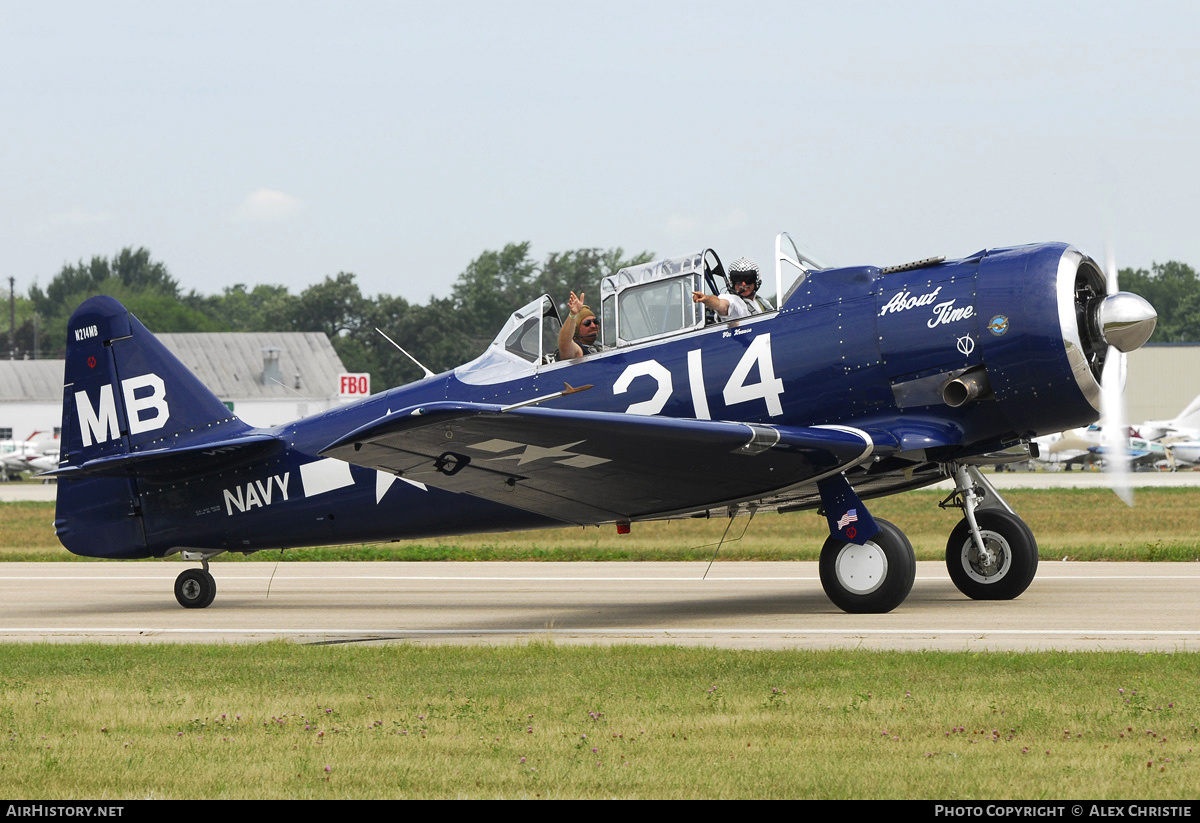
[555,290,606,360]
[728,257,773,314]
[691,257,772,321]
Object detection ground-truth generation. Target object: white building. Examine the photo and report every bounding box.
[1125,344,1200,425]
[0,359,63,446]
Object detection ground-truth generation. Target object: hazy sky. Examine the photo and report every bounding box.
[3,1,1197,304]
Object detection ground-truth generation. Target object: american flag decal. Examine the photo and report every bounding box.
[836,509,858,530]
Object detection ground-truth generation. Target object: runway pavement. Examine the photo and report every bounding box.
[4,475,1197,650]
[0,484,57,501]
[2,560,1198,651]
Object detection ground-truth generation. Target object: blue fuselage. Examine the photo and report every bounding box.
[56,243,1102,558]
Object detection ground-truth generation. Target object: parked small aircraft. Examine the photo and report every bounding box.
[23,448,60,477]
[1036,389,1200,471]
[1091,427,1200,470]
[1137,391,1200,442]
[1030,427,1097,469]
[1087,426,1178,468]
[50,235,1156,613]
[1,432,58,480]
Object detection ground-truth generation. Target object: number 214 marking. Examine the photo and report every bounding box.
[612,333,784,418]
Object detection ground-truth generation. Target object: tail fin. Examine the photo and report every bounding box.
[58,296,254,474]
[1171,391,1200,433]
[55,297,275,558]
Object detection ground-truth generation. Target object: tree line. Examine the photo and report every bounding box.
[1115,262,1200,345]
[4,248,1199,391]
[5,244,652,390]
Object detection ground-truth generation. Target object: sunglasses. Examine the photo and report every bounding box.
[580,318,598,328]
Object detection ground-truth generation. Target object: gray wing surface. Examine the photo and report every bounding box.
[321,402,876,525]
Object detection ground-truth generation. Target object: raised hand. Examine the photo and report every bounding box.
[568,291,585,316]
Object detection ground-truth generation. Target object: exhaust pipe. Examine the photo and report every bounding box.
[943,367,991,408]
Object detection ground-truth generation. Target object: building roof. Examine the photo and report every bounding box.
[0,332,347,402]
[157,332,346,401]
[0,359,64,402]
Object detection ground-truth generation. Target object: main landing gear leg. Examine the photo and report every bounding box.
[815,472,916,613]
[941,465,1038,600]
[174,554,218,609]
[818,518,916,614]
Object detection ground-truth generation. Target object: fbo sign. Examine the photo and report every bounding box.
[338,373,371,400]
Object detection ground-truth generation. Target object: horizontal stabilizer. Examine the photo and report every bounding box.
[48,433,283,481]
[321,401,877,525]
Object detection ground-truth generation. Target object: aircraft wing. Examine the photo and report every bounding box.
[321,401,877,525]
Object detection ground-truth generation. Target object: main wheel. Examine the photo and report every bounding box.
[945,509,1038,600]
[174,568,217,609]
[819,518,916,613]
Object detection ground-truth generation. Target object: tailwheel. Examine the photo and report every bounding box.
[945,509,1038,600]
[819,518,915,614]
[174,567,217,609]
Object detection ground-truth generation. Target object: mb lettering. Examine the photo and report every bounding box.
[223,474,291,516]
[74,374,170,447]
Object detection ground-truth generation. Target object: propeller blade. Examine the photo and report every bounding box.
[1104,242,1118,297]
[1100,246,1133,506]
[1100,353,1133,506]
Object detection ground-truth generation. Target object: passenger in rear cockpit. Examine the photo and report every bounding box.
[555,290,606,360]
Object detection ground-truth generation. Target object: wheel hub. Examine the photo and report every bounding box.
[965,533,1010,581]
[834,543,888,595]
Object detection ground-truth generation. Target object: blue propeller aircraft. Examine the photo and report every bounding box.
[49,233,1157,613]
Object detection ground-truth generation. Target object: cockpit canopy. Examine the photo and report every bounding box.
[455,294,563,384]
[497,294,561,364]
[598,250,717,347]
[596,233,830,346]
[455,232,831,385]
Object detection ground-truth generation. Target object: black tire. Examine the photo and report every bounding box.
[819,518,916,614]
[174,568,217,609]
[945,510,1038,600]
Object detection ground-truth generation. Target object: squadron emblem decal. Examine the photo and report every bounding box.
[988,315,1010,335]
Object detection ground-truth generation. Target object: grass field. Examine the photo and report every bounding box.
[4,487,1198,799]
[4,487,1199,562]
[1,643,1197,800]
